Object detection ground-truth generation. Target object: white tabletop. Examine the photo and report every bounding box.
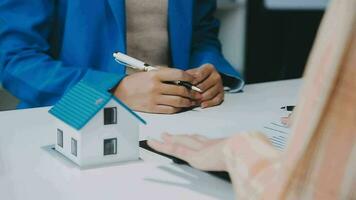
[0,79,301,200]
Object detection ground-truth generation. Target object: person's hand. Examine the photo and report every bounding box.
[148,133,228,171]
[186,64,224,108]
[281,112,294,127]
[114,68,201,114]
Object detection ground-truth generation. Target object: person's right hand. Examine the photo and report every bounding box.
[114,68,202,114]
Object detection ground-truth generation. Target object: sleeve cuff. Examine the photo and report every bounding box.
[190,50,245,92]
[82,69,126,92]
[221,73,245,93]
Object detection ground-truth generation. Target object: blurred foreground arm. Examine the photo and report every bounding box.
[148,132,282,199]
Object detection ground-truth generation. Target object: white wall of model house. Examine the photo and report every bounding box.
[54,99,139,168]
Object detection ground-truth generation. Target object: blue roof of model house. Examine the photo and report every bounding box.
[49,80,146,130]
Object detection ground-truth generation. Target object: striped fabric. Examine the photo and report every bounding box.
[223,0,356,199]
[125,0,170,75]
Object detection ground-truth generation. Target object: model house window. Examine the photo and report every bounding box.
[104,107,117,125]
[71,138,77,157]
[57,129,63,148]
[103,138,117,156]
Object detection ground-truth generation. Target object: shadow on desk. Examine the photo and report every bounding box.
[144,165,234,200]
[41,145,142,170]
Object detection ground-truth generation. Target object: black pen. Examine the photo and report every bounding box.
[280,106,295,111]
[173,80,202,93]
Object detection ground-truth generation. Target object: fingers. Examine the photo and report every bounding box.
[192,65,223,108]
[157,95,196,108]
[201,92,224,108]
[163,133,209,143]
[147,138,195,160]
[201,84,222,102]
[152,105,181,114]
[191,134,209,142]
[160,83,201,100]
[147,140,175,155]
[197,71,221,92]
[281,117,289,125]
[162,133,204,150]
[199,82,224,108]
[281,114,292,127]
[148,133,227,171]
[155,68,194,83]
[190,64,215,85]
[185,68,198,77]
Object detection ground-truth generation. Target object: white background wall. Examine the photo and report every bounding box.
[215,0,329,76]
[217,0,247,75]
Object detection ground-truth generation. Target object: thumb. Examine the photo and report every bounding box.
[157,68,194,83]
[186,68,200,84]
[186,68,198,76]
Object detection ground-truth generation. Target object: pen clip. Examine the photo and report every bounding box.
[115,58,145,71]
[114,58,128,66]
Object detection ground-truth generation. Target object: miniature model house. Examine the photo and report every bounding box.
[49,80,146,168]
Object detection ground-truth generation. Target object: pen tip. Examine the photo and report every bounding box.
[192,86,202,93]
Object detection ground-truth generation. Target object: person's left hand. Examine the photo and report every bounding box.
[186,64,224,108]
[148,133,228,171]
[281,112,294,127]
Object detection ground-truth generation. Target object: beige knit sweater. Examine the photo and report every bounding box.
[125,0,170,74]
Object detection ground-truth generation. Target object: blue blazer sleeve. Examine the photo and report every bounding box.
[190,0,245,92]
[0,1,124,109]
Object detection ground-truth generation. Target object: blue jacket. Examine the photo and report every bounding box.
[0,0,244,109]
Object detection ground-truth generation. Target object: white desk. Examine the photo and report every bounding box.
[0,79,301,200]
